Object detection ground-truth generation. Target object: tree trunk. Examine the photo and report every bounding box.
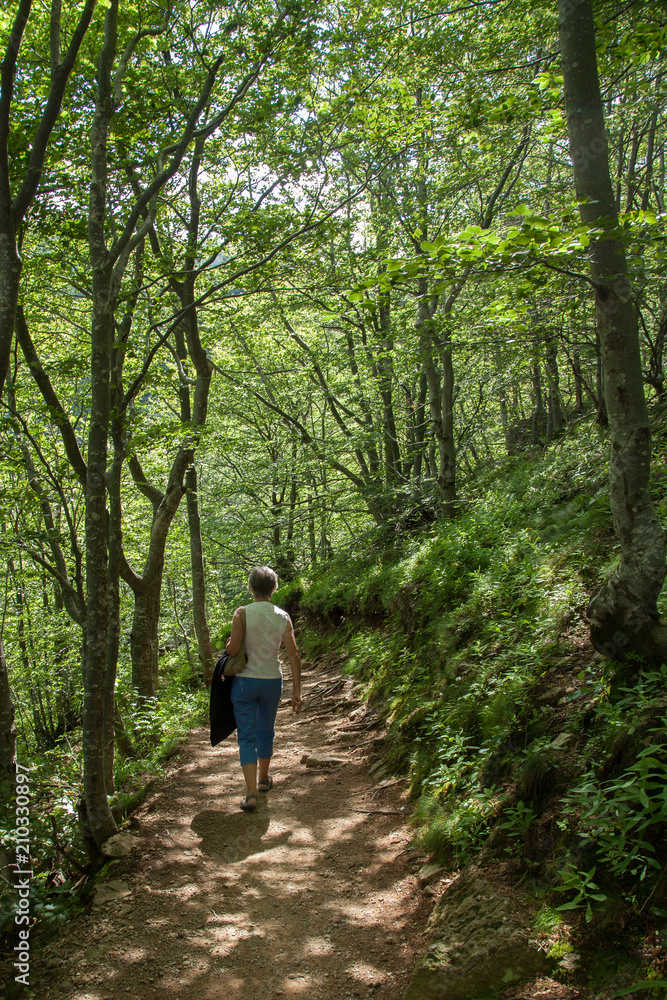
[164,142,215,681]
[572,348,584,414]
[83,279,117,842]
[0,637,16,789]
[417,289,456,515]
[594,332,607,425]
[130,579,163,699]
[559,0,667,662]
[403,372,428,485]
[439,327,456,513]
[0,1,29,392]
[103,256,142,791]
[104,424,124,795]
[531,362,544,444]
[307,490,317,565]
[82,0,119,849]
[0,236,21,394]
[499,383,510,452]
[646,289,667,401]
[545,337,565,436]
[377,303,401,485]
[283,442,299,573]
[186,464,214,681]
[413,137,456,515]
[641,88,660,212]
[125,463,187,699]
[411,372,429,485]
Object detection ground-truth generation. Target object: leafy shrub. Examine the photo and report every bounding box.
[414,787,500,865]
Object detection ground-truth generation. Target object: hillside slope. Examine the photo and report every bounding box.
[284,413,667,996]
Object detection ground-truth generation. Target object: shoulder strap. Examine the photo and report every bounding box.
[240,606,246,637]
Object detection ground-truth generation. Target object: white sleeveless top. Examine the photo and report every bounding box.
[242,602,289,679]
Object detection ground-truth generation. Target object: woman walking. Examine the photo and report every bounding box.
[225,566,303,812]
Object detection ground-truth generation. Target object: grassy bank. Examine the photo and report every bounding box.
[283,412,667,980]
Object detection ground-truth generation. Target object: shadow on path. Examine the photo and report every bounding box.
[24,664,429,1000]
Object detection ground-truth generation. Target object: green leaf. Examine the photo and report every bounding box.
[612,983,667,998]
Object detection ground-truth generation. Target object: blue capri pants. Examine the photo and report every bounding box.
[231,676,283,766]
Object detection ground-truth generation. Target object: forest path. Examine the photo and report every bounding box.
[33,659,431,1000]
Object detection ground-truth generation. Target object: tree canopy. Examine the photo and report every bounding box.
[1,0,666,871]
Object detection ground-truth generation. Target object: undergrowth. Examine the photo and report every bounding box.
[296,416,667,935]
[0,660,207,934]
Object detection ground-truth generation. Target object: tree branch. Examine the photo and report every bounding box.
[13,0,98,222]
[15,305,87,485]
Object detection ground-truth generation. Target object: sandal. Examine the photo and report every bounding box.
[258,777,273,792]
[240,794,258,812]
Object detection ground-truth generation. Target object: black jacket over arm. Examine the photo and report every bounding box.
[209,655,237,746]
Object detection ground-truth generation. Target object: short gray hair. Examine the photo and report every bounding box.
[248,565,278,597]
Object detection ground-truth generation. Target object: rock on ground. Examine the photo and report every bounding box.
[405,866,550,1000]
[300,752,348,767]
[101,833,139,858]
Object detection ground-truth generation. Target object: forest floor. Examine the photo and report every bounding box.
[22,658,429,1000]
[18,658,589,1000]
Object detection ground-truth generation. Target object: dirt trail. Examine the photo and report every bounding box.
[31,661,431,1000]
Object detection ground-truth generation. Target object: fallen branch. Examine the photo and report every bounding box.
[337,717,380,732]
[371,778,408,796]
[351,808,406,816]
[339,737,380,750]
[297,767,345,774]
[304,678,345,707]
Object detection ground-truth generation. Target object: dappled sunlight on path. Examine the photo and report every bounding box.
[29,665,427,1000]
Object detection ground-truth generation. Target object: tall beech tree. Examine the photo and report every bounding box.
[558,0,667,661]
[0,0,98,794]
[41,0,304,846]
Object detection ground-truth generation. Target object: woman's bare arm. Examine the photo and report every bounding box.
[282,618,303,712]
[225,608,244,655]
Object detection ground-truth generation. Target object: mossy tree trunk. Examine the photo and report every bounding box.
[125,468,187,699]
[559,0,667,662]
[83,0,119,849]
